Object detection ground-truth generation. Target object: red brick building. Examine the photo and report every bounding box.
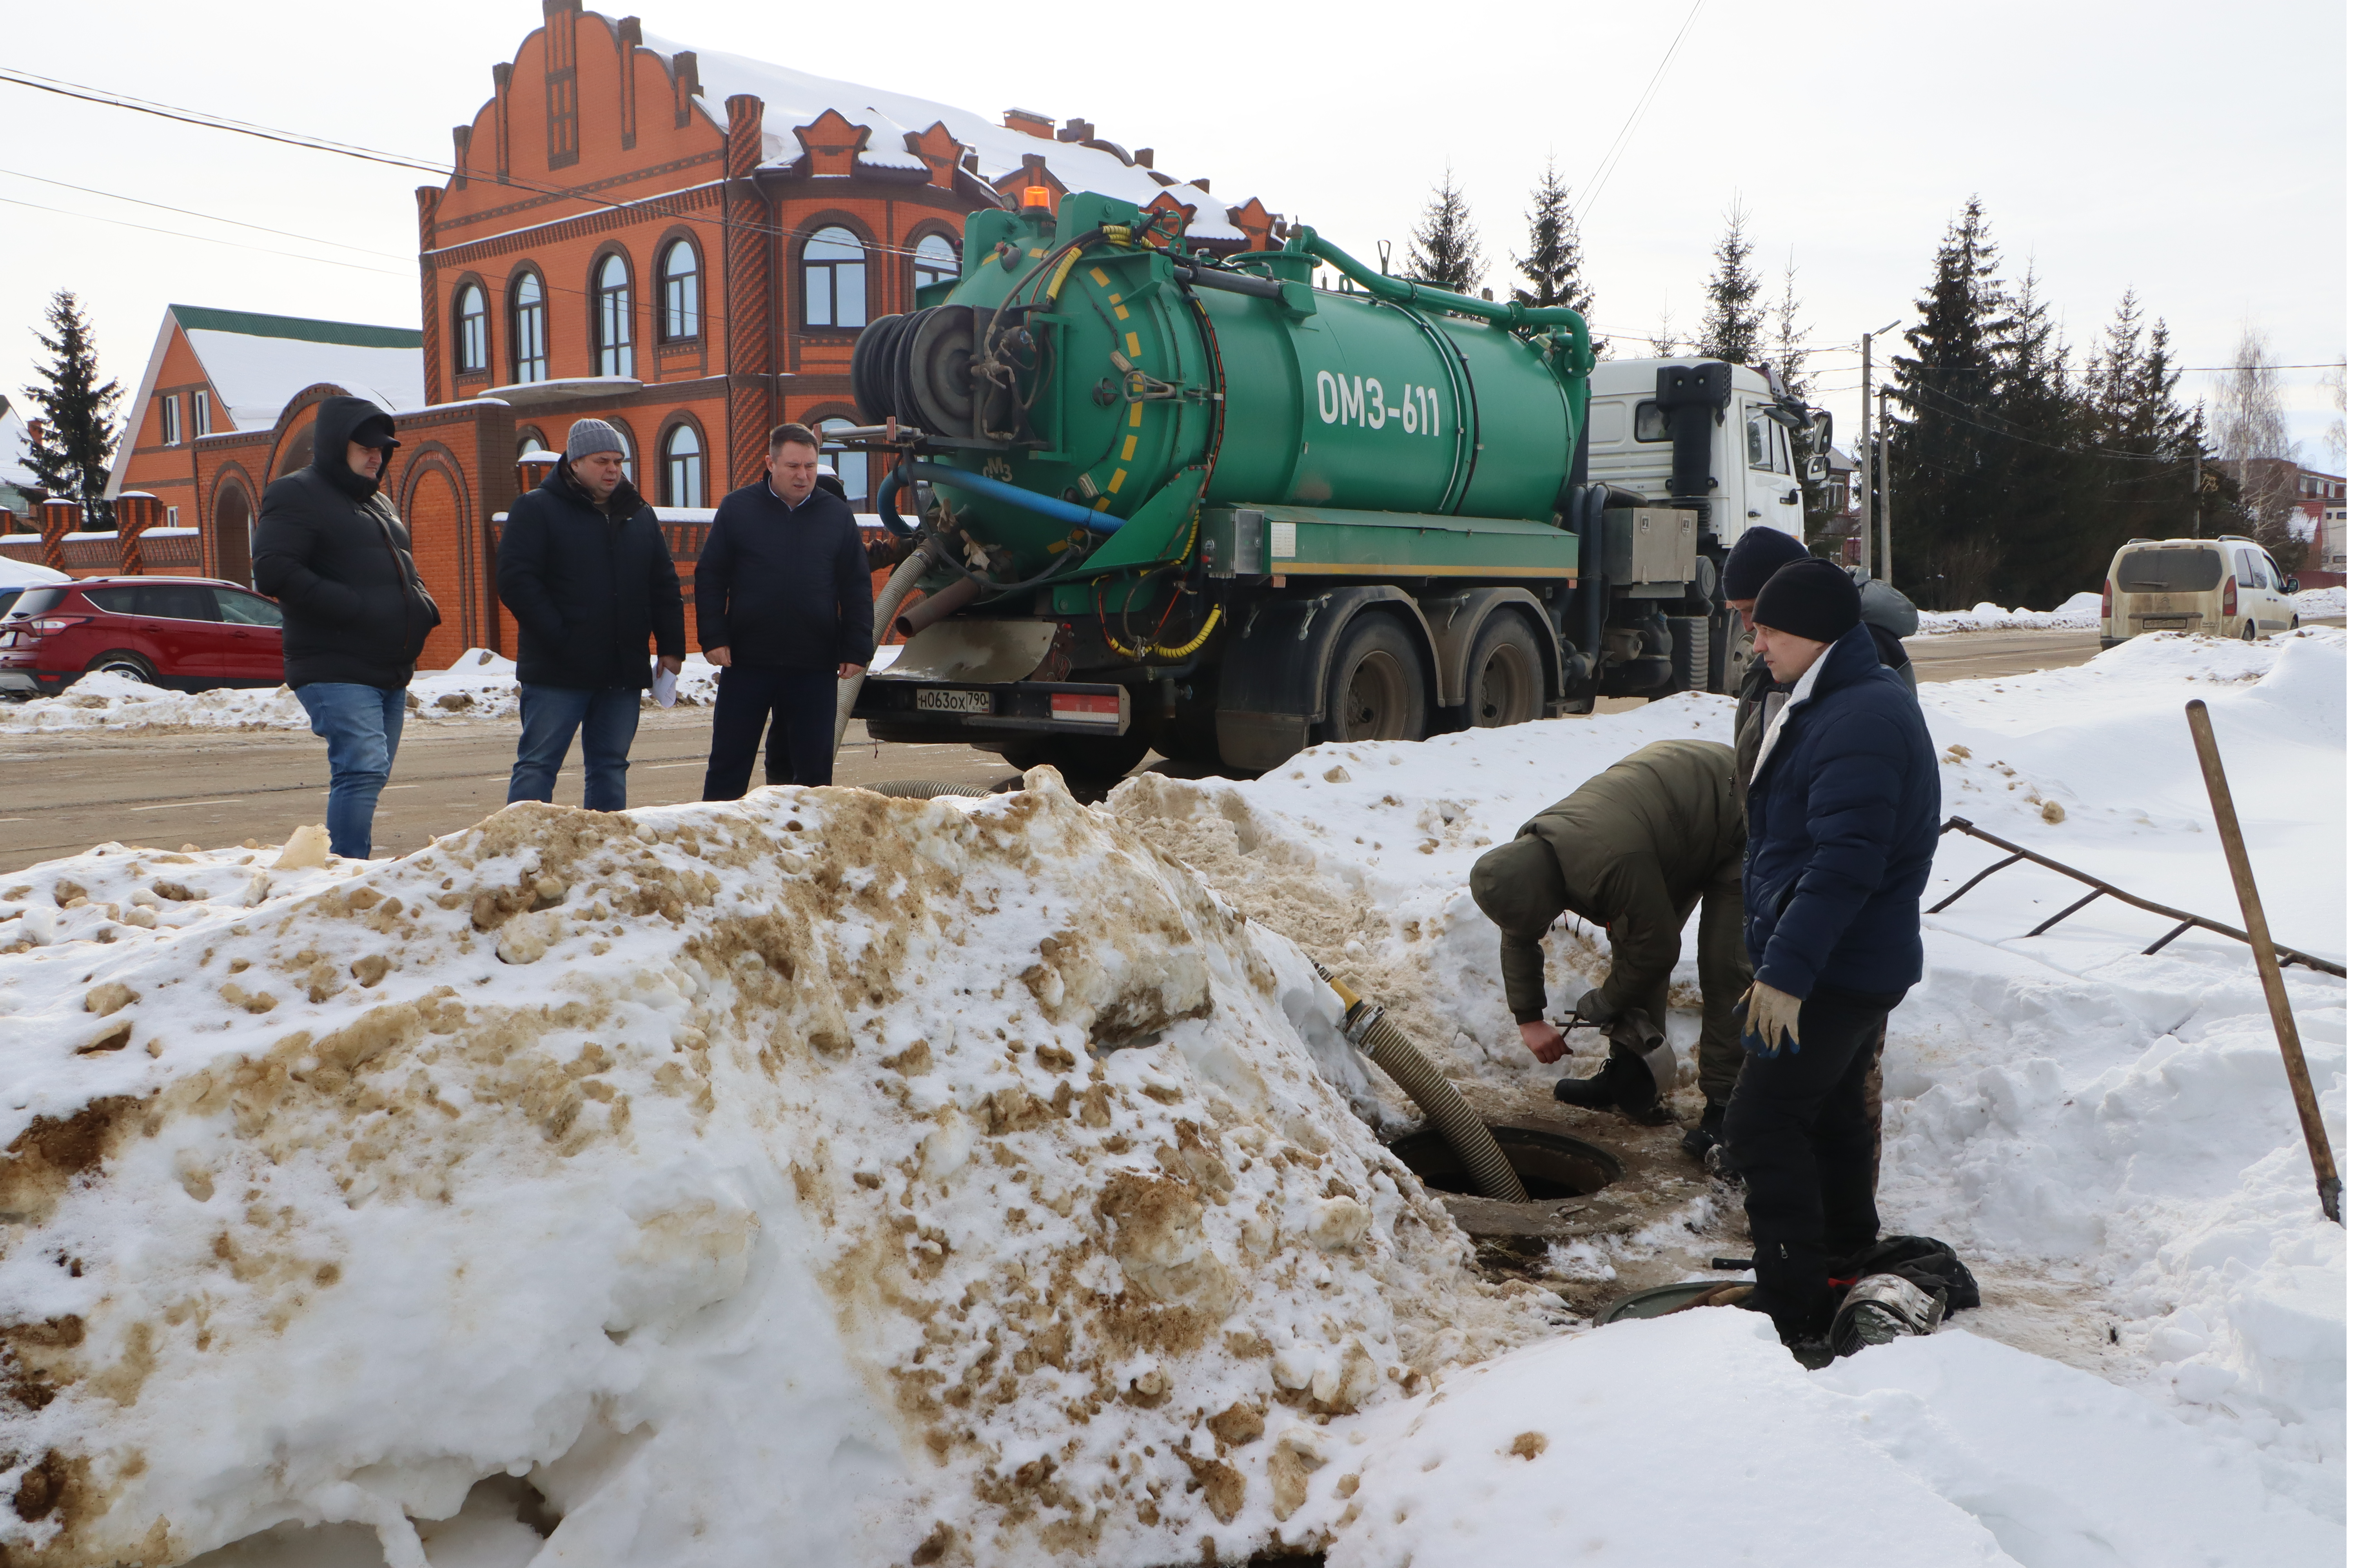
[61,1,1286,666]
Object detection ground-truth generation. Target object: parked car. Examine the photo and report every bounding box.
[0,576,285,697]
[2100,536,2300,649]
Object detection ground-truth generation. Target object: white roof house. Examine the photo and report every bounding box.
[105,306,425,501]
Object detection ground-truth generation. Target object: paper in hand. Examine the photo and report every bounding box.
[652,664,679,708]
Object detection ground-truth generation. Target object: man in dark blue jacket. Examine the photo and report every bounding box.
[497,419,685,811]
[695,423,873,796]
[1728,557,1940,1343]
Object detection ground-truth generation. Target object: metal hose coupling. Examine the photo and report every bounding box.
[1314,962,1528,1204]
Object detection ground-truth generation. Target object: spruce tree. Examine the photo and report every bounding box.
[1692,201,1763,365]
[20,290,120,525]
[1768,255,1810,400]
[1512,160,1592,317]
[2085,296,2198,549]
[1983,263,2105,605]
[1407,167,1485,296]
[1646,299,1681,358]
[1887,198,2011,606]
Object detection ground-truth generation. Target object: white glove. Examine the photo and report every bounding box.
[1741,981,1804,1057]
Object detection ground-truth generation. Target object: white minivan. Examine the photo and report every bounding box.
[2100,536,2300,647]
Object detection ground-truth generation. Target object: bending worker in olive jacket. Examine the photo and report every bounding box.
[1468,739,1751,1116]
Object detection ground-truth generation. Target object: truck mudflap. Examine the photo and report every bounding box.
[855,679,1131,745]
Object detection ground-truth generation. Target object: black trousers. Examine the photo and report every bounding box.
[701,665,837,798]
[1724,983,1905,1337]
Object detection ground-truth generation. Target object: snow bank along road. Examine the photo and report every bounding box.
[0,622,2192,878]
[0,627,2341,1568]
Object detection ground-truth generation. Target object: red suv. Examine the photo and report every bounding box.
[0,577,285,697]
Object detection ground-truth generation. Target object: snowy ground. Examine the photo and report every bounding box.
[0,648,910,733]
[1915,584,2346,634]
[0,629,2342,1566]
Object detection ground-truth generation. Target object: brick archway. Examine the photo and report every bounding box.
[211,472,257,588]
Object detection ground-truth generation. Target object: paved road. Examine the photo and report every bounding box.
[0,715,1020,876]
[1905,626,2100,682]
[7,623,2326,875]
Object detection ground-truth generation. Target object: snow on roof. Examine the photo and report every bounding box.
[176,306,425,433]
[639,33,1247,242]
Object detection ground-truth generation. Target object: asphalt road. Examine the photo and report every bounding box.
[2,623,2312,875]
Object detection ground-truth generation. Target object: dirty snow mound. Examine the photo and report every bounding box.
[0,776,1550,1567]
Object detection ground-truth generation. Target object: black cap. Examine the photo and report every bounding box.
[1752,557,1862,644]
[350,412,401,452]
[1721,526,1810,600]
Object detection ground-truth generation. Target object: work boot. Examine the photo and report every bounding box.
[1681,1100,1727,1161]
[1554,1072,1614,1110]
[1831,1273,1947,1358]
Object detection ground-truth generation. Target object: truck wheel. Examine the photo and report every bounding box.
[1463,615,1544,728]
[998,732,1153,782]
[1315,615,1428,745]
[1664,615,1712,696]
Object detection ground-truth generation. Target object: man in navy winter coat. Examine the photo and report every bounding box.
[1728,557,1940,1341]
[496,418,685,811]
[695,423,873,795]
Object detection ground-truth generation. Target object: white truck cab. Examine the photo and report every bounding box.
[1583,358,1810,549]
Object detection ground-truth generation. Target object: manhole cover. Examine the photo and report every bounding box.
[1385,1124,1622,1200]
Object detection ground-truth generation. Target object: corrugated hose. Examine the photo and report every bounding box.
[1316,962,1528,1203]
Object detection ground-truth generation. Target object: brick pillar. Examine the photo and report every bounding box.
[116,494,158,575]
[517,450,561,496]
[38,500,78,572]
[722,93,774,492]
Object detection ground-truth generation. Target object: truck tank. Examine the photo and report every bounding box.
[850,191,1595,580]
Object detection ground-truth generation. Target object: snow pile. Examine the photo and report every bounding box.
[1915,590,2102,634]
[0,654,729,734]
[2295,583,2346,618]
[0,777,1549,1568]
[1281,1312,2338,1566]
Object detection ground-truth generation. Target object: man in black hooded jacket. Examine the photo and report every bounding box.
[254,396,440,859]
[497,418,685,810]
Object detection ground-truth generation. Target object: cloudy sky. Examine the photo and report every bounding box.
[5,0,2345,459]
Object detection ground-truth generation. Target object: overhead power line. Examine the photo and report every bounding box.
[1573,0,1708,229]
[0,167,411,259]
[0,193,411,277]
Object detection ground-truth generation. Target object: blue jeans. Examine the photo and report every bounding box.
[295,682,407,860]
[508,684,644,811]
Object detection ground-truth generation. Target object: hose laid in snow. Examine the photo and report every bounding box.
[834,534,951,759]
[1315,962,1530,1204]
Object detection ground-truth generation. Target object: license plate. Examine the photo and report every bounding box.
[1051,692,1122,726]
[915,688,991,715]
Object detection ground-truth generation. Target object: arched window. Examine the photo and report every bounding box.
[510,272,548,384]
[454,283,487,374]
[594,254,634,378]
[517,427,549,457]
[662,423,704,509]
[913,233,959,295]
[802,227,868,328]
[659,240,700,341]
[819,417,867,507]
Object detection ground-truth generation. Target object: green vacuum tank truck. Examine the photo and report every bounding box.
[846,189,1832,776]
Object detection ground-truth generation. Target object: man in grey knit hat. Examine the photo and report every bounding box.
[496,417,684,810]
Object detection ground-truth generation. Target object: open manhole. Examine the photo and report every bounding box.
[1386,1125,1623,1201]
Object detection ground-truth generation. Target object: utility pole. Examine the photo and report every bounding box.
[2192,448,2203,538]
[1859,321,1899,577]
[1878,386,1895,584]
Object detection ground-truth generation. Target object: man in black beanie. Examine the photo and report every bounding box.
[1727,556,1938,1347]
